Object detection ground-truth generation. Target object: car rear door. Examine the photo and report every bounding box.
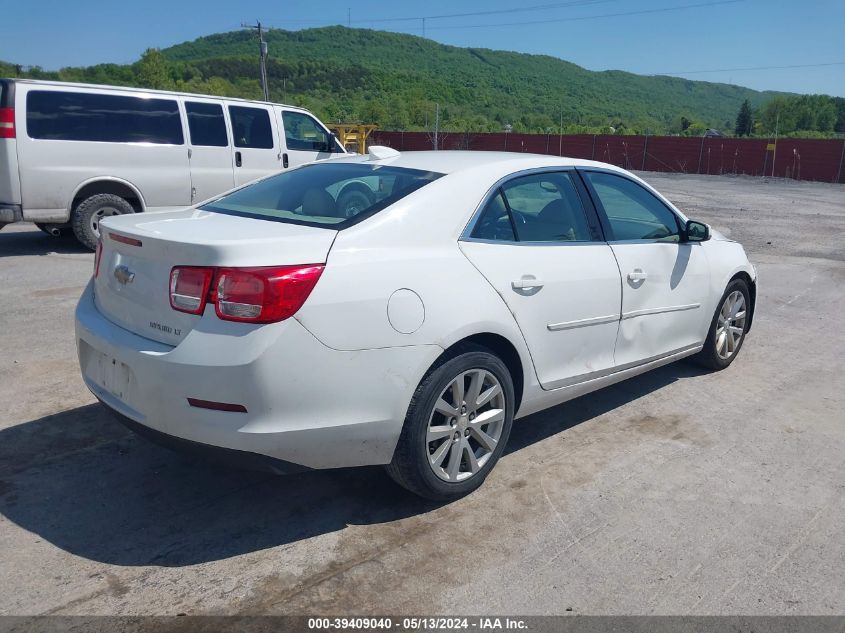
[183,99,235,203]
[226,102,281,186]
[275,108,343,169]
[579,169,711,367]
[459,170,622,390]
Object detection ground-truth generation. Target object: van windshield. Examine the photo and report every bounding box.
[201,162,443,229]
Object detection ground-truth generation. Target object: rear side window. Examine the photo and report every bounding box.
[228,106,273,149]
[185,101,228,147]
[472,172,592,243]
[26,90,183,144]
[201,162,443,229]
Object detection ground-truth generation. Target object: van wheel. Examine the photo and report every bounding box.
[72,194,135,250]
[386,344,515,501]
[336,188,373,218]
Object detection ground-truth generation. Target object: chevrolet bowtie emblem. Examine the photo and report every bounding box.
[113,265,136,285]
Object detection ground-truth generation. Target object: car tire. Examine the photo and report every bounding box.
[692,278,751,370]
[72,194,135,251]
[336,187,373,218]
[386,344,515,501]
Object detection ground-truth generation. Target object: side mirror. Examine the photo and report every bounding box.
[685,219,710,242]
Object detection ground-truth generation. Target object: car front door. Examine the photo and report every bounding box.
[183,99,235,203]
[459,170,622,390]
[276,109,343,169]
[579,169,711,367]
[226,103,281,186]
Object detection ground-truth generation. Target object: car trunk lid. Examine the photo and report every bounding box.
[94,208,337,345]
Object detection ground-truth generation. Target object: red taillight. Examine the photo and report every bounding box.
[169,264,323,323]
[0,108,14,139]
[169,267,214,315]
[94,240,103,278]
[214,265,324,323]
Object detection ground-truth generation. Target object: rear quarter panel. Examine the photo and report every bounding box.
[293,170,540,400]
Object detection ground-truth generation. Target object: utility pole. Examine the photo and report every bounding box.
[422,17,426,38]
[347,8,351,28]
[243,21,270,101]
[771,111,779,178]
[433,103,440,150]
[558,104,563,156]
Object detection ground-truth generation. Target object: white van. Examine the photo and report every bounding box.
[0,78,348,248]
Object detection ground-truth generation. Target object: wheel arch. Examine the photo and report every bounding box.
[729,270,757,332]
[435,332,526,414]
[70,177,146,215]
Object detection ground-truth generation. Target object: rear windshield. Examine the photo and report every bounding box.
[201,162,443,229]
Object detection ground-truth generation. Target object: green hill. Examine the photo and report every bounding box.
[4,26,836,135]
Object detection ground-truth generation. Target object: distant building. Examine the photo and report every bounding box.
[704,128,725,138]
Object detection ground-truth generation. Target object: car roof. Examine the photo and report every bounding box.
[334,150,626,176]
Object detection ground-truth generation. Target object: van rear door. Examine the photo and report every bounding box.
[0,79,22,222]
[225,102,281,186]
[183,98,235,203]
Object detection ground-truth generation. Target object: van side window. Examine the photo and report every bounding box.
[185,102,228,147]
[228,106,273,149]
[282,111,334,152]
[26,90,183,144]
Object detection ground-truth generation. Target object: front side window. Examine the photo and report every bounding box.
[282,111,335,152]
[26,90,183,144]
[185,101,228,147]
[583,171,680,242]
[472,172,592,243]
[201,162,443,228]
[228,105,273,149]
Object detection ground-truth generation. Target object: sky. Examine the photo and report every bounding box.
[1,0,843,96]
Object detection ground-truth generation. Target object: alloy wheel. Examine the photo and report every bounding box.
[427,369,506,482]
[716,290,747,360]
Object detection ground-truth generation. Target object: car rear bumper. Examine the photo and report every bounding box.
[75,281,442,470]
[101,401,310,475]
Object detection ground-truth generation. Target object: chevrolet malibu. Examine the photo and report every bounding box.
[75,148,757,500]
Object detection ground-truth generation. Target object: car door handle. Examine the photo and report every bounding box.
[627,270,648,282]
[282,153,289,168]
[235,151,242,167]
[512,277,544,290]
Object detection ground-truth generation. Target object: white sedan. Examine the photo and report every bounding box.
[75,148,757,500]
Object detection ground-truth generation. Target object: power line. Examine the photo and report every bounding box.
[277,0,622,26]
[269,0,743,31]
[653,61,845,75]
[424,0,745,30]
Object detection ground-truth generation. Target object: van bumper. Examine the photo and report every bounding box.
[0,204,22,225]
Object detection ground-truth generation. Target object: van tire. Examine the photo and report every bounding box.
[72,194,135,250]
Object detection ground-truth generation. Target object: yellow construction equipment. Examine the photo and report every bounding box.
[329,124,378,155]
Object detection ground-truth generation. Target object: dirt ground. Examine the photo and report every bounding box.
[0,172,843,616]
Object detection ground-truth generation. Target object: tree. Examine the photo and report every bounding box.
[735,100,753,137]
[138,48,172,90]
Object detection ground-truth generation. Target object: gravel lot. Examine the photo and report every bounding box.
[1,172,843,616]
